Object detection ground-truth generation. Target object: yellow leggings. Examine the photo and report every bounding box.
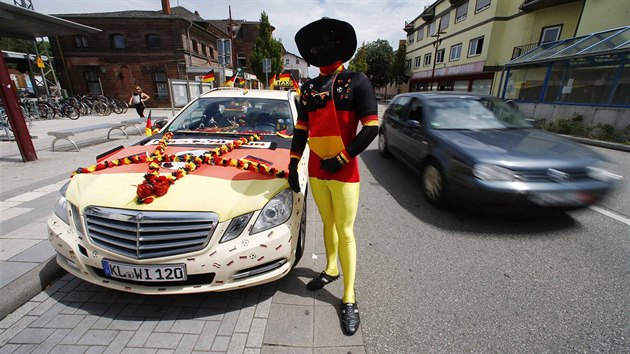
[309,177,360,304]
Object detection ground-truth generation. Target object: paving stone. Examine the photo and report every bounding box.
[58,316,99,345]
[106,317,143,331]
[104,330,134,353]
[32,328,71,353]
[193,321,220,351]
[261,345,313,354]
[174,334,198,353]
[273,275,316,306]
[30,291,51,302]
[76,329,119,346]
[61,290,96,302]
[133,304,172,319]
[172,294,203,308]
[0,301,38,329]
[217,310,240,336]
[210,335,231,352]
[8,327,54,344]
[48,344,91,353]
[0,316,37,346]
[245,318,266,348]
[126,321,157,347]
[153,306,183,332]
[0,344,20,354]
[169,319,205,334]
[59,302,84,314]
[89,290,121,303]
[243,287,261,307]
[0,238,40,261]
[121,348,157,354]
[194,307,225,321]
[263,303,313,347]
[228,297,245,309]
[227,333,247,354]
[76,302,113,316]
[33,302,65,327]
[156,350,175,354]
[254,294,273,319]
[7,344,38,354]
[244,348,262,354]
[144,332,183,349]
[313,347,365,354]
[234,306,255,333]
[176,306,198,320]
[27,296,57,316]
[43,314,87,328]
[85,346,106,354]
[200,295,230,309]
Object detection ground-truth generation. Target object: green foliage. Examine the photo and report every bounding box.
[348,43,368,73]
[362,39,394,89]
[0,37,50,54]
[390,45,409,86]
[249,12,284,85]
[540,113,629,145]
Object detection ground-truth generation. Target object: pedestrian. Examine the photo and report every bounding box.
[289,17,379,336]
[129,86,150,118]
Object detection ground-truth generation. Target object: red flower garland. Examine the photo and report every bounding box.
[72,132,288,204]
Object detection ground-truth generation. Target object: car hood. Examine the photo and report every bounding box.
[65,138,291,222]
[435,129,604,168]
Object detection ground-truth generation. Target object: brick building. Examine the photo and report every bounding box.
[49,1,266,108]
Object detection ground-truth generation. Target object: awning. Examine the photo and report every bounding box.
[507,26,630,67]
[0,2,101,39]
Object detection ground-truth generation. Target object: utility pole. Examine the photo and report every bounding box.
[429,30,446,92]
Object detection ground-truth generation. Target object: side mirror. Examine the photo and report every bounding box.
[154,119,167,129]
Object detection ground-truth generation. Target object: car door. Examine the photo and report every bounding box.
[397,97,429,167]
[382,96,412,156]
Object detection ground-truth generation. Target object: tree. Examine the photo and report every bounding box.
[250,12,284,87]
[390,43,410,94]
[0,37,50,55]
[348,42,368,73]
[363,39,394,89]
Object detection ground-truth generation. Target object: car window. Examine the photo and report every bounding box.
[387,96,412,121]
[406,98,424,123]
[428,98,532,130]
[167,97,294,135]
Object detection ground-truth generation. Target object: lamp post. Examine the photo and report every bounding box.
[429,30,446,91]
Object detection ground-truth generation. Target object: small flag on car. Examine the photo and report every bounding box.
[202,69,215,82]
[145,110,152,136]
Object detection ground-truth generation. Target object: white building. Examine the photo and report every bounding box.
[282,51,310,82]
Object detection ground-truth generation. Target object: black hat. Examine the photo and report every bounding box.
[295,18,357,67]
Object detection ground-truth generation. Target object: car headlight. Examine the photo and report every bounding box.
[586,161,623,183]
[473,163,516,181]
[69,203,85,236]
[53,183,70,224]
[251,189,293,234]
[220,212,253,243]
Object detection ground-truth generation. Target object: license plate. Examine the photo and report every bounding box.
[528,191,588,206]
[102,260,187,282]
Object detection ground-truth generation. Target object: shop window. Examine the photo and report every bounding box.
[414,56,421,68]
[556,57,621,105]
[468,36,484,57]
[110,34,125,49]
[612,62,630,105]
[417,27,423,41]
[424,53,432,66]
[471,79,492,94]
[153,71,168,99]
[505,67,548,101]
[450,43,462,61]
[436,49,445,64]
[146,34,160,49]
[454,80,469,92]
[540,25,562,44]
[455,2,468,23]
[84,71,101,94]
[75,35,88,48]
[439,12,450,32]
[475,0,490,13]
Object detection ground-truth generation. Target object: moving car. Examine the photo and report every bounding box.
[47,88,309,294]
[378,92,621,210]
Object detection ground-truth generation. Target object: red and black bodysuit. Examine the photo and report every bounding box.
[288,62,378,306]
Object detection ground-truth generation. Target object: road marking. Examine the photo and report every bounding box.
[4,191,49,203]
[589,205,630,226]
[1,207,35,222]
[33,180,67,194]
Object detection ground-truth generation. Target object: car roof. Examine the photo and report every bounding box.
[199,88,296,100]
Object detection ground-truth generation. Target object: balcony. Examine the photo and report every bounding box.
[404,21,414,33]
[420,6,435,21]
[511,42,539,59]
[519,0,580,12]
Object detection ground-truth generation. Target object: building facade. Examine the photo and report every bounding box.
[282,52,309,83]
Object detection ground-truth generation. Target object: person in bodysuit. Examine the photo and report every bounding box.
[289,18,378,336]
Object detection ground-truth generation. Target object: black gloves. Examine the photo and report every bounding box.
[288,159,300,193]
[320,154,345,174]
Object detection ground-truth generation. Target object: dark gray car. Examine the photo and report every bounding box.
[378,92,621,210]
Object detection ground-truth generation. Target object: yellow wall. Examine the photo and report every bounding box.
[576,0,630,35]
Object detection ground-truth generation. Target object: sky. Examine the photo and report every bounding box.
[5,0,433,74]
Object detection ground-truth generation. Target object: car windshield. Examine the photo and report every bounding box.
[166,97,294,135]
[427,97,532,130]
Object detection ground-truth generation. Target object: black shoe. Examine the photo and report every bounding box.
[306,271,339,291]
[341,302,360,335]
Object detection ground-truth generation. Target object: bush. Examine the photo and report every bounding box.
[539,114,629,145]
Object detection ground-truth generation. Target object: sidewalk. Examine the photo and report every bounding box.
[0,110,366,352]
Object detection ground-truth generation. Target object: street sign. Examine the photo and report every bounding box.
[263,58,271,73]
[217,39,231,66]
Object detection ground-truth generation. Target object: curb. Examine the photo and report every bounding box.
[0,257,67,320]
[561,135,630,153]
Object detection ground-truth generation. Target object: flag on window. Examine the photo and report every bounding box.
[279,72,292,80]
[202,69,215,82]
[145,110,153,136]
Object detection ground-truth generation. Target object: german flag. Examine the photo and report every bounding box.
[202,69,215,82]
[279,72,292,81]
[145,110,153,136]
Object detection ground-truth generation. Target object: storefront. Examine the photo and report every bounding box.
[409,60,495,94]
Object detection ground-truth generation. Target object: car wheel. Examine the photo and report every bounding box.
[378,130,390,157]
[421,160,448,207]
[293,187,307,267]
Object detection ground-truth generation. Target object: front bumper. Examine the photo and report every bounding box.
[46,204,302,294]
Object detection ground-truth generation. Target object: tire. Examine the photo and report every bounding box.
[421,159,449,208]
[64,105,80,120]
[37,104,49,119]
[378,129,390,157]
[293,187,308,267]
